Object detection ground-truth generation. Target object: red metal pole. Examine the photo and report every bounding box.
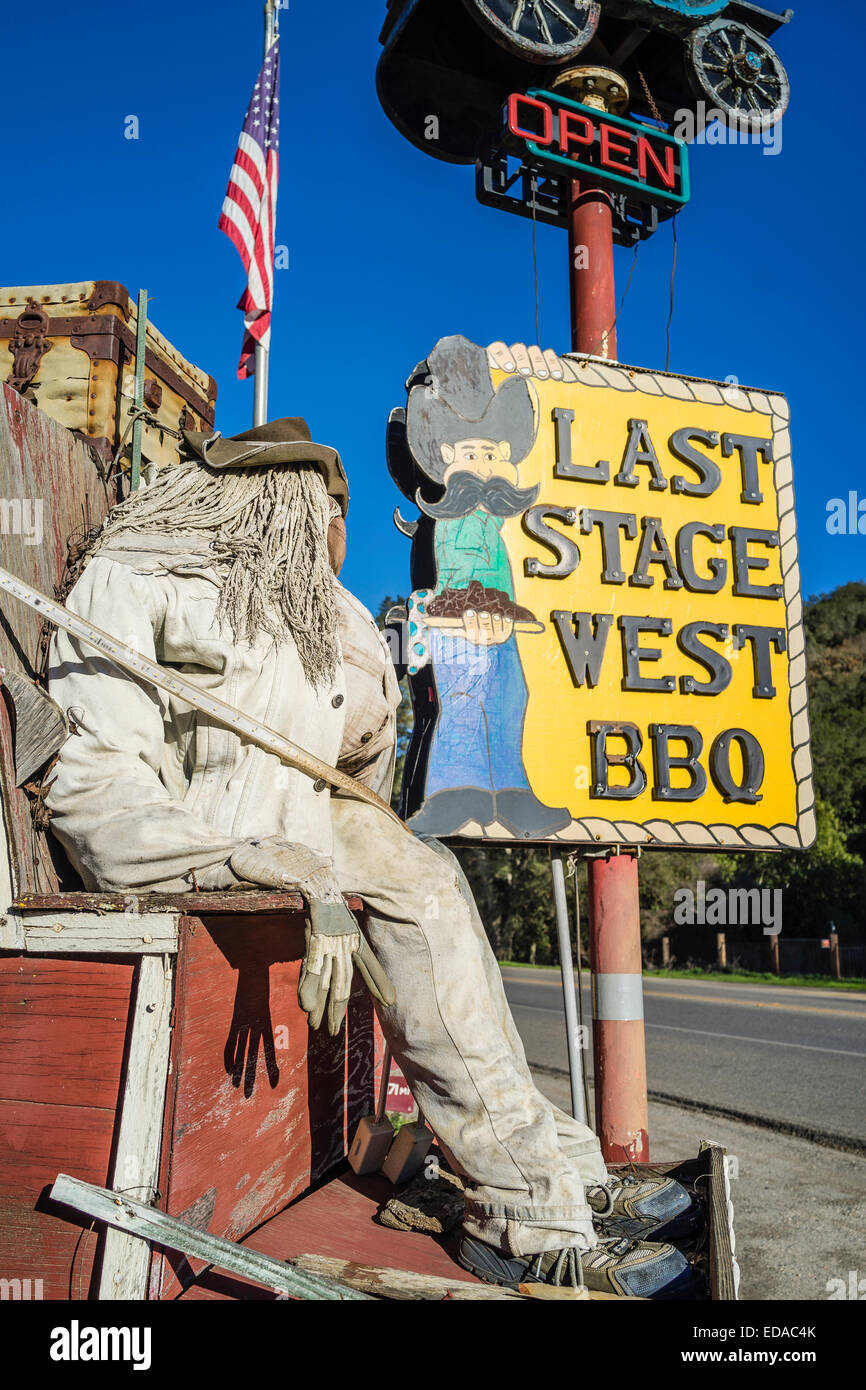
[568,165,650,1163]
[587,854,648,1162]
[568,179,617,359]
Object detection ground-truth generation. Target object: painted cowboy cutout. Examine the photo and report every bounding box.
[397,336,570,839]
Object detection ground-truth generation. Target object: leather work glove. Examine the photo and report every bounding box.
[229,837,395,1036]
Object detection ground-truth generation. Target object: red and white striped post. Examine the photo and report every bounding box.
[587,853,648,1162]
[563,67,650,1165]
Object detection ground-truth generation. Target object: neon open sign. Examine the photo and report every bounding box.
[507,88,690,211]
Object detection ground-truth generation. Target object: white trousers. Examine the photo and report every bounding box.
[331,798,608,1257]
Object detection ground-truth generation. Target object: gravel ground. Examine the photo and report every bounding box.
[532,1067,866,1303]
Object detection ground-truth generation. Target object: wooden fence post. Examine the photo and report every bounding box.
[829,931,841,981]
[769,934,781,975]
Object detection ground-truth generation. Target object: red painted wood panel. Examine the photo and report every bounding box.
[0,954,135,1299]
[0,957,134,1107]
[0,1102,113,1300]
[153,912,376,1299]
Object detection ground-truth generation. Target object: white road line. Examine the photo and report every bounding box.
[509,1003,866,1055]
[503,976,866,1018]
[644,1022,866,1059]
[497,967,866,1000]
[513,1003,584,1016]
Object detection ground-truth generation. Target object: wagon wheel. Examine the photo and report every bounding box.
[461,0,600,63]
[687,19,790,130]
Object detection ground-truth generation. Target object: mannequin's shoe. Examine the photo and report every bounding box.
[587,1173,701,1241]
[458,1232,694,1299]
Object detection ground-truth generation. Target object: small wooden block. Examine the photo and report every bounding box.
[518,1283,588,1300]
[381,1122,433,1186]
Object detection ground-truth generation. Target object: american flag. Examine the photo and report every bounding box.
[219,38,280,379]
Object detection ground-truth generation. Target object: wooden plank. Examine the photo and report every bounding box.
[0,953,135,1298]
[292,1254,586,1300]
[51,1174,374,1301]
[0,690,37,898]
[0,780,13,914]
[703,1142,738,1300]
[4,911,179,955]
[0,954,136,1107]
[0,671,68,786]
[0,1103,113,1300]
[100,955,175,1299]
[0,912,23,949]
[13,892,363,914]
[0,385,110,896]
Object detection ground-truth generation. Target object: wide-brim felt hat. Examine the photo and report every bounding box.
[181,417,349,516]
[406,375,537,484]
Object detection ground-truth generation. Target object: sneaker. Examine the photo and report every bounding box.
[587,1173,695,1226]
[459,1232,694,1299]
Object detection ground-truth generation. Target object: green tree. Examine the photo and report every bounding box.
[637,850,723,942]
[717,798,864,937]
[802,582,866,858]
[455,845,558,962]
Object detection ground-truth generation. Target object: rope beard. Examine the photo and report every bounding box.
[90,459,340,688]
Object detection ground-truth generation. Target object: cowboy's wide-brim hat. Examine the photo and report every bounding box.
[406,375,537,484]
[181,417,349,516]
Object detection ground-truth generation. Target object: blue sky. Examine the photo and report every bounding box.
[3,0,863,611]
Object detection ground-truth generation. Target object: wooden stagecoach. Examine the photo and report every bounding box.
[0,314,735,1301]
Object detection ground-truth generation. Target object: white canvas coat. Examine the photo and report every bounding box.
[45,537,401,893]
[44,533,611,1258]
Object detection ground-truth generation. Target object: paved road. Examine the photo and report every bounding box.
[501,967,866,1146]
[532,1064,866,1302]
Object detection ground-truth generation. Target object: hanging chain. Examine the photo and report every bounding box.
[636,67,666,128]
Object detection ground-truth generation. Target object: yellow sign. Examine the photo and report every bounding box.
[395,338,814,851]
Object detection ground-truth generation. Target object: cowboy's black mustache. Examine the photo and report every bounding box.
[416,471,540,520]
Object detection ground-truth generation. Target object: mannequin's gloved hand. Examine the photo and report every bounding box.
[229,837,395,1035]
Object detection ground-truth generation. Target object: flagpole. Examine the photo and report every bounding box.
[253,0,277,427]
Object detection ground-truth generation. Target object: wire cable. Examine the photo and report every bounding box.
[665,213,679,372]
[531,172,540,346]
[611,238,640,343]
[571,858,593,1128]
